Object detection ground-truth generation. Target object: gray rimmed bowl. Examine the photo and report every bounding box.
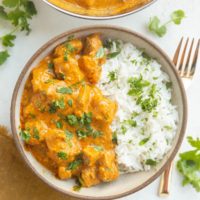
[42,0,158,20]
[11,25,187,200]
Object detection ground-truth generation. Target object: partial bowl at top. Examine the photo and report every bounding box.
[43,0,157,20]
[11,26,187,200]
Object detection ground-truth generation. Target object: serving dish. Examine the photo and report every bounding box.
[11,25,187,200]
[42,0,158,20]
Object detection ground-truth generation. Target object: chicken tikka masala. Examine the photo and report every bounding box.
[47,0,151,17]
[20,34,119,188]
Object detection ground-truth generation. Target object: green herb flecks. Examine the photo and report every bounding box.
[19,129,31,142]
[49,98,66,113]
[92,145,104,152]
[56,87,73,94]
[67,158,82,170]
[139,137,150,146]
[67,99,73,107]
[33,127,40,140]
[145,159,157,166]
[66,114,79,126]
[57,151,67,160]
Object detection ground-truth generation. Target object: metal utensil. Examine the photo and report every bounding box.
[159,37,200,197]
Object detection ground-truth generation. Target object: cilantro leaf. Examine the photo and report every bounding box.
[24,1,37,17]
[148,9,185,37]
[171,9,185,25]
[0,6,8,19]
[2,34,16,47]
[0,50,10,65]
[148,16,167,37]
[2,0,20,8]
[177,136,200,192]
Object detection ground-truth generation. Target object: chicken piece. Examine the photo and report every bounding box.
[84,34,103,57]
[43,80,68,100]
[91,88,117,123]
[82,145,102,166]
[78,56,101,84]
[54,39,83,58]
[81,167,100,187]
[24,120,48,145]
[53,56,84,84]
[74,84,91,116]
[58,166,72,180]
[98,150,119,182]
[45,129,81,164]
[32,61,54,93]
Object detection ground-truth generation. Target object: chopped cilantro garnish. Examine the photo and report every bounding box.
[112,131,118,145]
[64,50,68,61]
[55,121,63,129]
[121,125,127,135]
[67,99,73,107]
[127,75,150,96]
[48,61,54,70]
[19,129,31,142]
[139,137,150,145]
[65,42,76,53]
[67,114,79,126]
[57,152,67,160]
[92,145,103,152]
[166,81,172,89]
[145,159,157,166]
[56,87,73,94]
[140,98,158,113]
[33,127,40,140]
[67,158,82,170]
[76,129,88,139]
[65,130,73,139]
[49,98,65,113]
[108,71,118,82]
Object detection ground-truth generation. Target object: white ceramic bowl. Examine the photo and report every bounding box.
[11,26,187,200]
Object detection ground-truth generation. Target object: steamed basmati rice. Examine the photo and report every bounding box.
[98,40,178,173]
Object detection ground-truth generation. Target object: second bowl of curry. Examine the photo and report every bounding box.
[43,0,157,19]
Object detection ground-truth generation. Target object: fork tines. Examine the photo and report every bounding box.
[173,37,200,78]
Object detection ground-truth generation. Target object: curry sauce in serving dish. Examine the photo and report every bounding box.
[47,0,151,17]
[20,34,119,188]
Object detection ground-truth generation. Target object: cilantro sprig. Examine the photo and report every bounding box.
[148,9,185,37]
[177,136,200,192]
[0,0,37,65]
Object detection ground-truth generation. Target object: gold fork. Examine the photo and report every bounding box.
[158,37,200,197]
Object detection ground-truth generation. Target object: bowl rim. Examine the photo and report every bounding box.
[10,25,187,200]
[42,0,158,20]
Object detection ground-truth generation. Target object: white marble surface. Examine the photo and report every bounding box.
[0,0,200,199]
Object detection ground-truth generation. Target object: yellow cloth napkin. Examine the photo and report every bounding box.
[0,126,78,200]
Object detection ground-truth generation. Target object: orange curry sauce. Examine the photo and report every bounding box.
[48,0,150,16]
[20,34,119,187]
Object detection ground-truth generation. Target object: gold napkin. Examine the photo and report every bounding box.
[0,126,78,200]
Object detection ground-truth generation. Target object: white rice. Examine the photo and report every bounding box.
[98,40,178,173]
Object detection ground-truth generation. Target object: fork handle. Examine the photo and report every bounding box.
[158,162,173,197]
